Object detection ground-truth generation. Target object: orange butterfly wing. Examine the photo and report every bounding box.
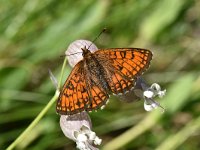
[56,61,109,115]
[95,48,152,95]
[57,48,152,115]
[85,81,109,111]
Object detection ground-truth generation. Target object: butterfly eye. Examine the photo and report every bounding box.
[65,40,98,67]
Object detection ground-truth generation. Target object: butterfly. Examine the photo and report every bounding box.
[56,46,152,115]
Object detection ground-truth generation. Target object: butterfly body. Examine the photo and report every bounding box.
[81,47,111,93]
[57,47,152,115]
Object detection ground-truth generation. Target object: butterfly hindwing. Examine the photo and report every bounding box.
[108,71,134,95]
[86,80,109,111]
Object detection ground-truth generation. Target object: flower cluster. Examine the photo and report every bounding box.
[60,112,101,150]
[143,83,166,112]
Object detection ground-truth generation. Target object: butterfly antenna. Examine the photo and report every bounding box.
[88,28,107,50]
[60,52,83,58]
[61,28,107,57]
[65,52,83,56]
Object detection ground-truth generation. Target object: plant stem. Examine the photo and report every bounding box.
[6,57,67,150]
[6,92,58,150]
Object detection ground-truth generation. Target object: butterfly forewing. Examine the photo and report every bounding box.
[57,48,152,115]
[95,48,152,78]
[94,48,152,95]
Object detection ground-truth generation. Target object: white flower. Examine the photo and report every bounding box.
[119,77,166,112]
[143,90,154,98]
[143,82,166,112]
[148,83,166,98]
[60,112,101,150]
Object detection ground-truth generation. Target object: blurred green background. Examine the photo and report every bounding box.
[1,0,200,150]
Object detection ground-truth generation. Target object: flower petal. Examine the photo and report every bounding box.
[60,112,92,141]
[143,90,154,98]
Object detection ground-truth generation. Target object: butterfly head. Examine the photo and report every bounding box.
[81,46,91,57]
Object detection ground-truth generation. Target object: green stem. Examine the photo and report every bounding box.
[6,92,58,150]
[6,57,67,150]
